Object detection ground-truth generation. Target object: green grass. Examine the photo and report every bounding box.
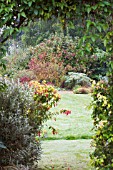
[38,140,95,170]
[42,93,94,140]
[38,92,95,170]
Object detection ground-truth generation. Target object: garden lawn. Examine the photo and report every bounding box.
[41,92,94,140]
[38,92,95,170]
[38,139,94,170]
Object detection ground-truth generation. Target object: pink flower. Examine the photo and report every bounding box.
[20,76,30,83]
[60,109,71,116]
[64,110,71,115]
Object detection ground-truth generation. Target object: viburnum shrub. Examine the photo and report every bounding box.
[90,78,113,169]
[0,79,61,168]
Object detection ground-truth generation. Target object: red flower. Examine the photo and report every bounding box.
[37,131,41,137]
[52,129,58,135]
[60,109,71,116]
[64,110,71,115]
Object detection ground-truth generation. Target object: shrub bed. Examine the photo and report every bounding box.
[0,79,60,168]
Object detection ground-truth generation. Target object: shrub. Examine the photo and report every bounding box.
[2,34,109,84]
[0,79,41,167]
[28,55,66,87]
[28,80,61,128]
[13,69,36,83]
[0,79,60,168]
[1,45,31,77]
[64,72,91,89]
[90,79,113,169]
[86,48,109,80]
[73,86,92,94]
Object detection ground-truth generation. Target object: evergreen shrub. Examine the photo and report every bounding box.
[64,72,91,89]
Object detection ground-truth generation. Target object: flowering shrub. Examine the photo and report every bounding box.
[28,80,61,129]
[2,34,108,85]
[90,79,113,169]
[28,57,66,87]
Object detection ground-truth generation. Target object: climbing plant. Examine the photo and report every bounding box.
[82,1,113,169]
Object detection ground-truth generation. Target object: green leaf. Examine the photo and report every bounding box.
[104,7,108,12]
[103,1,110,6]
[82,35,87,43]
[110,61,113,69]
[9,28,14,35]
[97,25,102,32]
[34,9,38,15]
[21,12,26,18]
[18,13,20,20]
[49,6,52,12]
[28,1,32,7]
[86,20,91,30]
[99,2,105,7]
[86,20,95,30]
[91,36,95,42]
[87,7,91,14]
[103,24,108,31]
[92,4,98,10]
[104,39,107,47]
[68,21,75,29]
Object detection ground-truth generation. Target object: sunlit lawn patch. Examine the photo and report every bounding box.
[42,92,93,140]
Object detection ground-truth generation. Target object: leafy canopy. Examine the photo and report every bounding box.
[0,0,77,44]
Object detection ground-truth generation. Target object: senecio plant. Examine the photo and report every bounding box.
[0,79,60,168]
